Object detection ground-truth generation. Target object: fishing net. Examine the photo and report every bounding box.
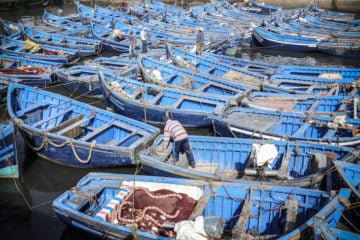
[108,183,201,238]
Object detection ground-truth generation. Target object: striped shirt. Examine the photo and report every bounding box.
[163,119,188,148]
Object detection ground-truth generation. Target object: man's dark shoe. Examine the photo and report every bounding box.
[190,163,196,168]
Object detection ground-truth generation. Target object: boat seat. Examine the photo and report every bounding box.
[47,114,84,134]
[278,146,293,180]
[291,122,311,138]
[32,108,73,129]
[148,92,163,105]
[232,200,253,238]
[321,129,337,141]
[284,198,298,233]
[110,129,141,147]
[307,101,319,112]
[16,102,51,117]
[56,115,95,138]
[188,191,210,220]
[79,121,114,142]
[310,153,328,174]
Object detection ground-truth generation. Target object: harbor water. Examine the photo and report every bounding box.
[1,2,360,240]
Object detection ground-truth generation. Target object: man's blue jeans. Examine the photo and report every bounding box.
[173,138,195,166]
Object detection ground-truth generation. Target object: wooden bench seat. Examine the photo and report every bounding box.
[32,108,73,129]
[16,102,50,117]
[56,116,95,137]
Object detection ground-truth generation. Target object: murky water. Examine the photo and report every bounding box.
[0,2,359,240]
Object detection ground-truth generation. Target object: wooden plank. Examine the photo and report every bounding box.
[292,122,311,138]
[232,200,253,239]
[285,198,298,233]
[48,114,84,133]
[16,102,50,117]
[79,121,113,142]
[188,192,210,220]
[279,145,292,179]
[322,129,337,140]
[57,116,95,137]
[32,108,73,128]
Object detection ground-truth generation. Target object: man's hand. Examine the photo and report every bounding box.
[162,148,167,152]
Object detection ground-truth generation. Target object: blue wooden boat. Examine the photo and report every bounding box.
[318,41,360,58]
[55,65,137,98]
[204,52,277,75]
[167,45,266,90]
[74,0,95,23]
[252,27,319,52]
[53,172,333,239]
[1,19,22,38]
[22,26,103,57]
[20,15,90,37]
[83,57,137,71]
[248,0,282,14]
[140,134,355,186]
[0,54,61,87]
[139,56,250,105]
[264,74,360,96]
[99,71,229,127]
[91,21,140,53]
[212,107,360,147]
[0,36,80,65]
[240,91,356,117]
[42,10,88,31]
[331,160,360,232]
[0,121,18,178]
[278,189,352,239]
[313,213,360,240]
[7,83,159,167]
[275,65,360,82]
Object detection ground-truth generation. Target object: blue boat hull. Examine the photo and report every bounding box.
[7,83,160,168]
[53,172,332,239]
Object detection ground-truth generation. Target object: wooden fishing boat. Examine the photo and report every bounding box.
[83,57,137,71]
[204,52,277,76]
[313,214,360,240]
[252,27,319,52]
[248,0,282,14]
[0,36,80,65]
[42,10,88,31]
[1,19,22,38]
[275,65,360,82]
[55,65,137,98]
[7,83,160,167]
[140,134,356,186]
[264,74,360,96]
[91,21,139,53]
[331,160,360,232]
[167,45,266,90]
[53,172,334,239]
[211,107,360,147]
[0,54,61,87]
[240,91,357,117]
[0,121,18,178]
[138,56,250,105]
[317,41,360,58]
[99,71,229,127]
[22,26,103,57]
[278,189,352,239]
